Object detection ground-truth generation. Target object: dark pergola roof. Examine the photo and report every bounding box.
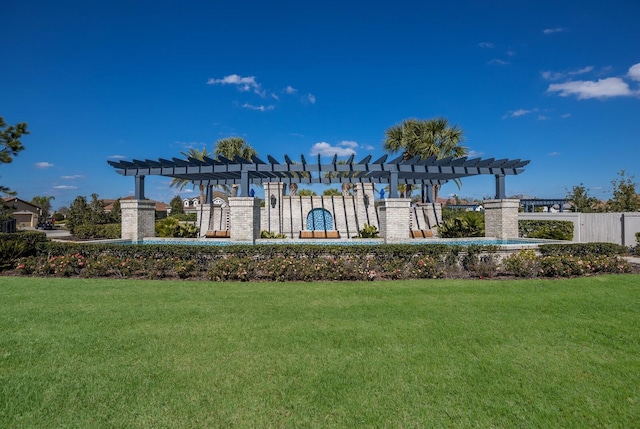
[108,153,529,200]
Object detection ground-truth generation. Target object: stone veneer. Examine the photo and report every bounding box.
[483,199,520,239]
[228,197,260,242]
[378,198,411,243]
[120,199,156,240]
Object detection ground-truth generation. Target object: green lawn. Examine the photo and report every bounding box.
[1,276,639,428]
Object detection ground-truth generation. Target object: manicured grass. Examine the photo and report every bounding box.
[1,276,639,428]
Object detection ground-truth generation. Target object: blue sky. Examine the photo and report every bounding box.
[1,0,639,209]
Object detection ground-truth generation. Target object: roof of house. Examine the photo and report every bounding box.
[2,197,41,212]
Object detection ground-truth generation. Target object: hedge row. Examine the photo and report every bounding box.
[519,220,574,240]
[6,241,632,281]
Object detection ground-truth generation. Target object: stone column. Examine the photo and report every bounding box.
[483,199,520,239]
[229,197,261,242]
[120,199,156,241]
[378,198,411,243]
[354,183,377,230]
[263,182,283,234]
[423,203,443,230]
[197,205,212,237]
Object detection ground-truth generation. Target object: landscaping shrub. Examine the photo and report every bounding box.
[73,223,121,239]
[155,217,199,238]
[539,242,627,257]
[6,241,633,281]
[438,211,484,238]
[502,249,541,278]
[0,240,28,271]
[356,223,380,238]
[260,230,287,239]
[539,255,630,277]
[519,220,573,240]
[636,232,640,255]
[0,231,48,270]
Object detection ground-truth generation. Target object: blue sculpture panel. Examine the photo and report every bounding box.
[306,208,334,231]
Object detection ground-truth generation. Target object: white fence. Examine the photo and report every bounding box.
[519,212,640,246]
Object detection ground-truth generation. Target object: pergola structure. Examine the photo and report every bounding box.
[108,153,529,201]
[108,153,529,242]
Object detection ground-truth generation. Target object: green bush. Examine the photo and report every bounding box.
[0,240,28,270]
[438,211,484,238]
[0,231,48,260]
[8,241,633,281]
[636,232,640,255]
[73,223,121,239]
[172,213,197,222]
[356,223,380,238]
[155,217,199,238]
[502,249,541,278]
[539,242,627,257]
[519,220,573,240]
[260,230,287,239]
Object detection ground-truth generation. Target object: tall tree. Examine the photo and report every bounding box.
[30,195,55,220]
[169,195,185,215]
[1,117,29,219]
[608,170,640,212]
[383,117,466,200]
[566,184,598,213]
[66,196,90,233]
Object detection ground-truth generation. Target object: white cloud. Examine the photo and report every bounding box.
[537,115,549,120]
[285,85,297,94]
[548,152,561,156]
[628,63,640,82]
[35,162,54,169]
[561,113,571,118]
[307,93,316,104]
[547,77,634,99]
[108,154,126,159]
[241,103,274,112]
[207,74,264,96]
[467,150,484,158]
[61,175,84,179]
[338,140,358,149]
[478,42,494,48]
[542,66,594,81]
[488,59,508,66]
[569,66,594,76]
[53,185,78,190]
[543,27,565,34]
[504,109,532,118]
[310,142,357,157]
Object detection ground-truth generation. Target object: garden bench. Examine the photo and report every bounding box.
[299,230,341,239]
[410,229,433,238]
[205,230,231,238]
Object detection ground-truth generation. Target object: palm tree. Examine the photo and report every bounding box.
[170,147,211,205]
[383,117,466,200]
[213,137,258,196]
[214,137,257,161]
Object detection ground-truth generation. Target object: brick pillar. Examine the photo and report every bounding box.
[378,198,411,243]
[483,199,520,239]
[229,197,261,242]
[120,199,156,241]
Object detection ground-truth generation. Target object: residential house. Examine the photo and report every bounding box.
[2,197,41,228]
